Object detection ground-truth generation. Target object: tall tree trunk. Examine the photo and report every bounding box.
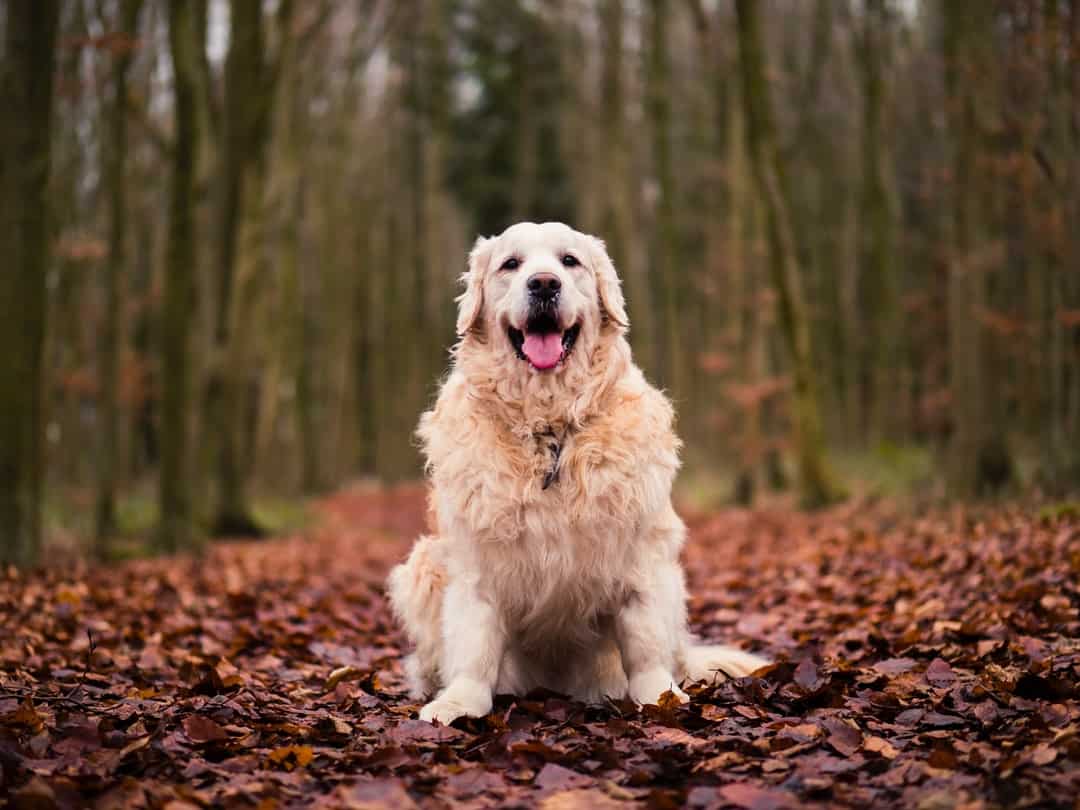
[735,0,844,508]
[0,1,60,566]
[159,0,201,553]
[728,86,765,505]
[1040,0,1078,485]
[1066,0,1080,480]
[646,0,680,389]
[208,0,287,535]
[855,0,898,441]
[270,11,320,493]
[399,0,440,457]
[94,0,143,557]
[598,0,651,367]
[943,1,1013,497]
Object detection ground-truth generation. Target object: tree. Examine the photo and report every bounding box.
[159,0,202,553]
[0,1,60,566]
[94,0,144,556]
[854,0,898,440]
[207,0,293,535]
[943,1,1014,497]
[734,0,844,508]
[447,1,574,233]
[645,0,680,388]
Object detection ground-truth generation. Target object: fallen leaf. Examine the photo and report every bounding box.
[182,715,228,744]
[266,744,314,770]
[925,658,957,688]
[863,735,899,759]
[535,763,593,793]
[793,658,824,692]
[718,781,793,809]
[822,717,862,756]
[539,788,625,810]
[325,665,365,691]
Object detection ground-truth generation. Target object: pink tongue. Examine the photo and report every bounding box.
[522,332,563,369]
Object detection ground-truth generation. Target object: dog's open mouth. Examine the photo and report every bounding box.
[508,314,581,371]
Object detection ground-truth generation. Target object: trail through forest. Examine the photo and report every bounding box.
[1,489,1078,808]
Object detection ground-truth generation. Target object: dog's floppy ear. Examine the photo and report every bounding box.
[456,236,493,336]
[588,236,629,329]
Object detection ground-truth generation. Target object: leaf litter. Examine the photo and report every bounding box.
[1,487,1078,807]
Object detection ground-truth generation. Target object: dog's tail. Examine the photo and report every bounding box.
[683,644,770,684]
[386,535,447,699]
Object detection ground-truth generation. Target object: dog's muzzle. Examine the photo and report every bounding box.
[508,272,580,371]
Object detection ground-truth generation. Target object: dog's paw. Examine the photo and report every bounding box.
[418,680,492,725]
[629,668,689,707]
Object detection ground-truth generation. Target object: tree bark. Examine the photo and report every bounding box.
[159,0,201,553]
[735,0,844,508]
[943,1,1014,497]
[0,1,60,566]
[94,0,144,556]
[207,0,290,535]
[854,0,898,441]
[646,0,680,390]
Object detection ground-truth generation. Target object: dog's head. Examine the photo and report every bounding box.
[456,222,628,373]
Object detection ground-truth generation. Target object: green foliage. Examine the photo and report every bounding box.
[43,488,315,562]
[832,443,936,500]
[446,1,576,233]
[1038,501,1080,523]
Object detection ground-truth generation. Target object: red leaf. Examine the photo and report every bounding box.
[793,658,823,692]
[925,658,957,688]
[181,715,228,745]
[821,717,862,757]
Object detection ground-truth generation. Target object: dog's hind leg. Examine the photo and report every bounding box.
[386,535,447,699]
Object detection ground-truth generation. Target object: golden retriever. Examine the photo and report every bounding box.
[388,222,767,724]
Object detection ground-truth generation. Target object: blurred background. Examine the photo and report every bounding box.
[1,0,1078,565]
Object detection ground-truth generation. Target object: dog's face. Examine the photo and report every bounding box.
[456,222,628,372]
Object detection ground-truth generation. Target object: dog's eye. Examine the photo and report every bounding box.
[561,254,580,268]
[500,257,520,271]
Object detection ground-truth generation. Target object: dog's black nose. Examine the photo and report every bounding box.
[527,273,561,301]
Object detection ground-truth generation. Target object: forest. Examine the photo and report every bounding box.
[2,3,1079,807]
[2,0,1079,563]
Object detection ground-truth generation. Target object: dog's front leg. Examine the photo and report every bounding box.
[418,575,503,725]
[615,565,690,707]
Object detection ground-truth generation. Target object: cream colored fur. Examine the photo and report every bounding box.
[387,222,768,724]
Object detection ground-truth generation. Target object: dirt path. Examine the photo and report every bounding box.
[1,489,1077,808]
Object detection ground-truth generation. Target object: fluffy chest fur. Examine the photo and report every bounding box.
[417,362,682,643]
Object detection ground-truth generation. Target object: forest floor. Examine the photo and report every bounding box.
[2,486,1079,809]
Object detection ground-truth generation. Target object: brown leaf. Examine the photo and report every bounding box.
[333,778,418,809]
[718,781,794,810]
[387,719,465,743]
[325,665,365,691]
[925,658,957,688]
[863,735,900,759]
[873,658,918,677]
[822,717,862,757]
[793,658,823,692]
[1028,744,1057,766]
[657,689,685,711]
[535,763,593,793]
[118,734,152,760]
[181,715,228,745]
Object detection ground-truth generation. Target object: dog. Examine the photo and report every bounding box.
[387,222,767,725]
